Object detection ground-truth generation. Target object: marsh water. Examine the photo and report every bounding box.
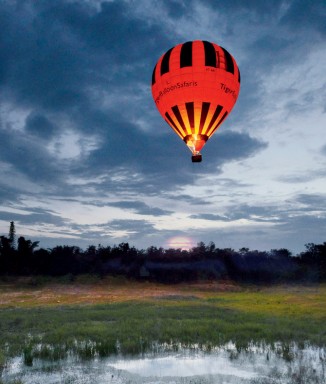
[1,342,325,384]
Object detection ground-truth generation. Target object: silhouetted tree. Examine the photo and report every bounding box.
[269,248,292,259]
[0,235,11,273]
[8,221,16,249]
[16,236,40,274]
[0,234,17,274]
[46,246,82,275]
[17,237,39,254]
[1,221,325,282]
[239,247,249,255]
[190,242,207,260]
[32,248,51,275]
[300,243,326,280]
[146,246,164,259]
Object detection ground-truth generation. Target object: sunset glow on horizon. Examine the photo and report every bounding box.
[167,236,196,250]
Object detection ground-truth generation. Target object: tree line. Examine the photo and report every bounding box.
[0,222,325,283]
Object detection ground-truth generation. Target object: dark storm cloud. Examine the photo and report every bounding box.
[169,194,214,206]
[0,208,68,227]
[108,201,172,216]
[1,1,87,110]
[28,218,159,247]
[164,0,188,19]
[0,0,268,200]
[104,219,157,242]
[0,0,201,200]
[213,194,326,224]
[68,116,197,194]
[0,126,67,186]
[108,219,155,231]
[0,0,171,107]
[190,203,281,224]
[75,127,267,197]
[201,0,325,36]
[24,113,56,139]
[248,35,296,68]
[0,184,22,206]
[197,0,326,133]
[295,194,326,209]
[203,0,285,14]
[280,0,326,36]
[191,202,294,225]
[189,213,230,221]
[57,1,171,64]
[277,169,326,184]
[204,131,267,162]
[221,194,326,223]
[227,204,281,222]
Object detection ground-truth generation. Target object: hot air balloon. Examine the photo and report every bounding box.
[151,40,240,162]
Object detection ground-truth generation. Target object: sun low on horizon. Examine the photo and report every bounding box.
[166,236,196,250]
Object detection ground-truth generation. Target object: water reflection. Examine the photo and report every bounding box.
[1,342,325,384]
[110,354,259,378]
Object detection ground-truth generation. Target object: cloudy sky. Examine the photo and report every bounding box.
[0,0,325,253]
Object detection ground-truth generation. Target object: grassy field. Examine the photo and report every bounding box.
[0,276,325,364]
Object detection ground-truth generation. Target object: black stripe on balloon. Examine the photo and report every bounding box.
[209,111,228,136]
[165,112,184,137]
[221,47,234,74]
[160,47,173,76]
[171,105,187,134]
[186,102,194,129]
[199,102,210,133]
[238,68,241,83]
[152,64,157,85]
[206,105,223,133]
[203,41,216,67]
[180,41,193,68]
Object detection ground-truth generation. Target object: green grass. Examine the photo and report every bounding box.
[0,280,325,365]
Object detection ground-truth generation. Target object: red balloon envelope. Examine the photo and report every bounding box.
[151,40,240,162]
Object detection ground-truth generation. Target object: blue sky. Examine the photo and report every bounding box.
[0,0,325,253]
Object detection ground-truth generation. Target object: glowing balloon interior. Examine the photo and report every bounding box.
[151,40,240,162]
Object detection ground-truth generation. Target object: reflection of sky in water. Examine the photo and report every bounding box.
[109,354,258,378]
[2,344,325,384]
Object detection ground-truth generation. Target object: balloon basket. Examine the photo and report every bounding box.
[192,154,202,163]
